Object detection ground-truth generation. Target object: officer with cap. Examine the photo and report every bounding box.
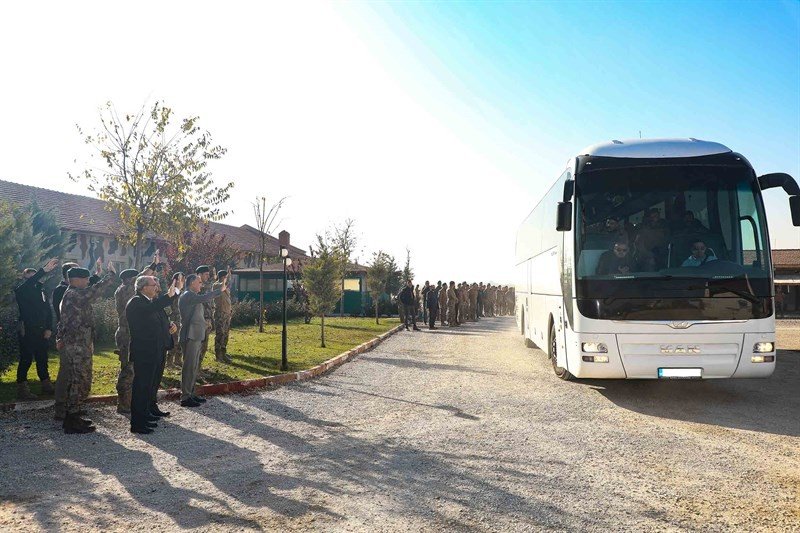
[56,260,117,434]
[113,254,158,415]
[195,265,215,374]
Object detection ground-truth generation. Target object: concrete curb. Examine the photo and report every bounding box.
[1,323,405,413]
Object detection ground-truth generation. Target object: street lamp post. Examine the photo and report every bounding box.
[280,246,290,372]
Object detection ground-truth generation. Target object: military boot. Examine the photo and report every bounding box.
[16,382,38,401]
[63,414,96,434]
[40,379,55,395]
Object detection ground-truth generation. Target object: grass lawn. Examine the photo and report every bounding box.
[0,317,400,404]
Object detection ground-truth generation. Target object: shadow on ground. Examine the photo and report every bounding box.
[579,349,800,437]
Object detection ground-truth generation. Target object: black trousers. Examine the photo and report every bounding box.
[428,307,438,328]
[17,328,50,383]
[151,351,167,409]
[131,353,161,428]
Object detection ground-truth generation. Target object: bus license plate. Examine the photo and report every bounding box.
[658,368,702,379]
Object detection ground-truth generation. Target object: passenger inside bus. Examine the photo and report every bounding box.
[681,239,717,267]
[596,240,635,275]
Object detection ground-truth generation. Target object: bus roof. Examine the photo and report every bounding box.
[578,138,731,159]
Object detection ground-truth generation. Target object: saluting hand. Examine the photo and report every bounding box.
[169,322,177,335]
[42,258,59,273]
[95,257,103,274]
[167,279,178,297]
[106,259,116,275]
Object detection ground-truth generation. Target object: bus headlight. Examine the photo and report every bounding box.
[753,342,774,353]
[582,342,608,353]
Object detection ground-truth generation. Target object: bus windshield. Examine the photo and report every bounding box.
[574,164,772,317]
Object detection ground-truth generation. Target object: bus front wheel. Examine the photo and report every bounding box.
[549,323,573,380]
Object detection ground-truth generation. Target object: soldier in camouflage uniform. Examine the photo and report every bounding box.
[166,272,184,367]
[195,265,215,375]
[438,281,448,326]
[56,262,116,434]
[484,284,494,317]
[469,283,479,321]
[447,281,458,326]
[213,269,233,363]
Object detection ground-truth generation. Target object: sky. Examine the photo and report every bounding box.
[0,0,798,284]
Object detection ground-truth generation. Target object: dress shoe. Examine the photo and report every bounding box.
[130,426,154,435]
[191,395,207,403]
[145,421,158,428]
[181,398,201,408]
[146,414,160,423]
[151,407,171,417]
[413,326,421,331]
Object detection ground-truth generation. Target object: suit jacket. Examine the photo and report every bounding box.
[178,288,221,344]
[126,292,176,363]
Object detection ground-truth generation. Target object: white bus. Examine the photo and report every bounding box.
[515,138,800,380]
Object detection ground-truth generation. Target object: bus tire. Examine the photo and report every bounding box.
[550,323,573,380]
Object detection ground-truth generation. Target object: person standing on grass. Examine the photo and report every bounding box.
[195,265,215,378]
[178,273,225,408]
[166,272,184,368]
[56,261,117,434]
[126,275,180,434]
[397,280,420,331]
[14,258,59,401]
[213,269,233,364]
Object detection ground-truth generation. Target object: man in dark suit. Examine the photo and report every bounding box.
[125,275,181,434]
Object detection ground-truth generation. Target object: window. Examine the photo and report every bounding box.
[343,278,361,291]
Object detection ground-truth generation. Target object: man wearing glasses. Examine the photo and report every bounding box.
[596,240,635,276]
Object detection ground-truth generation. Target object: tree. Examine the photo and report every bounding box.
[332,219,357,317]
[402,247,415,284]
[303,236,343,348]
[72,101,234,268]
[384,254,403,297]
[366,251,391,324]
[253,196,286,332]
[164,224,241,278]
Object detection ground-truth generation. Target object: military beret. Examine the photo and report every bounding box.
[195,265,211,274]
[119,269,139,281]
[67,267,91,279]
[217,269,228,279]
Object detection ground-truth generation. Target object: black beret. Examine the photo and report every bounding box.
[67,267,91,279]
[195,265,211,274]
[217,270,228,279]
[119,269,139,281]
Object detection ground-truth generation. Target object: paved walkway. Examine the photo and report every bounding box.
[1,317,798,531]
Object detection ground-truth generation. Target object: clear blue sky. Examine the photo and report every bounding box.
[344,0,800,253]
[0,1,797,283]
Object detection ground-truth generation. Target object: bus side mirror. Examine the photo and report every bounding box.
[556,202,572,231]
[791,196,800,226]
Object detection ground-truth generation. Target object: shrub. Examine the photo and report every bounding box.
[0,305,20,375]
[91,298,118,346]
[230,297,306,328]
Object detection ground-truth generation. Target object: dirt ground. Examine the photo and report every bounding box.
[1,318,798,532]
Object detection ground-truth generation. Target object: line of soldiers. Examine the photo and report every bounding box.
[396,280,515,330]
[13,253,235,434]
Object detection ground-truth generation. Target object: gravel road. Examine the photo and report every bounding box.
[1,317,798,532]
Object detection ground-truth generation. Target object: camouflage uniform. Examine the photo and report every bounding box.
[484,285,494,317]
[56,274,115,416]
[213,281,232,360]
[114,281,136,411]
[438,286,448,326]
[447,285,458,326]
[458,285,468,323]
[198,280,215,368]
[166,297,182,366]
[469,284,479,320]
